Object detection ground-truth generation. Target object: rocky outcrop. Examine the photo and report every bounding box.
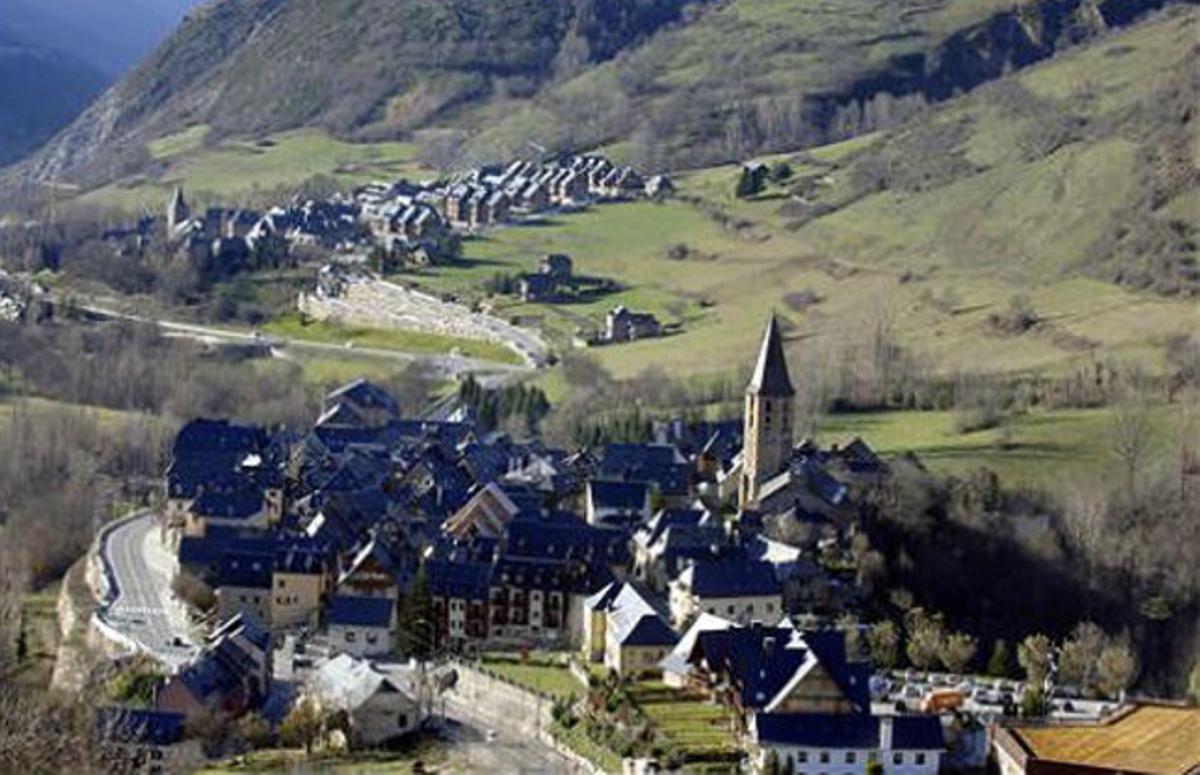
[812,0,1177,144]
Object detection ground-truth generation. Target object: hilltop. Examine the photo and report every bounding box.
[11,0,1182,189]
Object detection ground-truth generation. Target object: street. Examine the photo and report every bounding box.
[98,512,196,668]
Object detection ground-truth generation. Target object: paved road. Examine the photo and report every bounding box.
[99,512,197,668]
[441,694,585,774]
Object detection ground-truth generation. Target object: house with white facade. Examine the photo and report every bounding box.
[306,655,424,747]
[326,595,396,658]
[669,559,783,628]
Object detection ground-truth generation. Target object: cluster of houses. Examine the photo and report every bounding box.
[149,152,667,278]
[131,316,952,769]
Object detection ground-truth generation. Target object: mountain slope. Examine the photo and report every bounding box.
[17,0,698,185]
[0,0,203,167]
[0,30,106,167]
[15,0,1183,189]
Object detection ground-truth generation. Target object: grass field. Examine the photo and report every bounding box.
[199,742,448,774]
[550,721,624,774]
[479,653,583,700]
[81,129,427,212]
[263,313,523,366]
[3,584,61,691]
[820,404,1185,489]
[410,9,1199,384]
[629,683,739,764]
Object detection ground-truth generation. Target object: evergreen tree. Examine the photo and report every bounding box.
[398,564,436,660]
[987,639,1012,677]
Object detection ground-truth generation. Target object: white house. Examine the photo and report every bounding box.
[669,560,783,628]
[326,595,396,658]
[751,713,944,775]
[307,655,424,747]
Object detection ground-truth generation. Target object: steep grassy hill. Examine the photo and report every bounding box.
[11,0,1183,189]
[404,8,1198,383]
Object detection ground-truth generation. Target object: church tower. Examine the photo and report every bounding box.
[740,315,796,508]
[167,186,190,236]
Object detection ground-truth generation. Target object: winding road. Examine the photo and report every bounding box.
[98,512,197,668]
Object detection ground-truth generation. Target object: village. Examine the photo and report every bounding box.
[81,317,1193,774]
[124,152,674,357]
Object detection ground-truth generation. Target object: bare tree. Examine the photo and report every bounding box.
[867,620,900,670]
[1095,641,1137,699]
[1111,391,1153,503]
[941,632,979,674]
[1017,633,1054,687]
[1058,622,1106,692]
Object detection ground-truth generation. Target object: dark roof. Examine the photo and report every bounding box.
[755,713,944,751]
[428,559,491,600]
[684,560,781,598]
[622,615,678,647]
[327,595,395,628]
[173,419,267,457]
[191,488,264,520]
[216,554,272,589]
[892,715,947,749]
[747,316,795,397]
[588,479,648,510]
[325,379,401,416]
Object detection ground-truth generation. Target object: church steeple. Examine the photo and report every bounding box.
[740,316,796,508]
[748,315,795,398]
[167,186,190,236]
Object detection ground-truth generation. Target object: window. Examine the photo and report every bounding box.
[398,713,408,728]
[277,579,286,589]
[916,753,927,765]
[845,752,855,764]
[796,752,807,763]
[818,751,829,764]
[766,603,775,613]
[367,634,378,644]
[893,752,904,765]
[346,631,357,642]
[727,605,735,615]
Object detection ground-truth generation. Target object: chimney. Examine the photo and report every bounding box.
[880,716,894,751]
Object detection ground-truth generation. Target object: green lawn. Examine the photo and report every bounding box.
[550,721,624,774]
[81,129,427,212]
[3,584,61,690]
[820,404,1185,488]
[263,313,523,366]
[479,654,583,700]
[198,742,447,774]
[629,683,739,764]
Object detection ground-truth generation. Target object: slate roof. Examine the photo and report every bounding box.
[747,316,795,397]
[588,480,649,511]
[595,581,675,648]
[679,560,781,598]
[309,654,415,711]
[427,559,491,600]
[191,487,264,520]
[327,595,395,628]
[325,379,401,417]
[754,713,944,751]
[623,615,678,647]
[216,553,272,589]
